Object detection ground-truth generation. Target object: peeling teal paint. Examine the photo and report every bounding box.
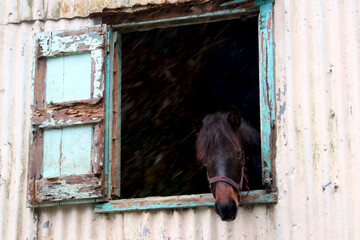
[247,193,277,203]
[220,0,274,7]
[255,0,274,5]
[95,201,215,213]
[38,118,101,128]
[259,2,275,185]
[95,191,277,213]
[46,53,92,103]
[30,25,107,206]
[42,126,93,178]
[104,26,111,198]
[92,49,105,98]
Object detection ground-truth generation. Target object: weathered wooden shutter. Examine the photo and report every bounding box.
[28,25,108,206]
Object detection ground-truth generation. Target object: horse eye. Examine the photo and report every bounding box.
[236,151,243,159]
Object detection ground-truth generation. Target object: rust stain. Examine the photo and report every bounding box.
[267,12,272,40]
[61,3,71,16]
[57,26,105,38]
[31,99,104,127]
[92,0,260,25]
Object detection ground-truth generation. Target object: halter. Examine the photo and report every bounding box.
[207,151,249,198]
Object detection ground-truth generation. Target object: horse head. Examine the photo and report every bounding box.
[196,111,246,221]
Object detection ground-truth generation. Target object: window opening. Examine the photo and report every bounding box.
[120,17,262,198]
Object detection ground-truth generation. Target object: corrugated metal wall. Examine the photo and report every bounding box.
[0,0,183,24]
[0,20,37,240]
[0,0,359,239]
[274,0,360,239]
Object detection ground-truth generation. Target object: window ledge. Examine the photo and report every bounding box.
[94,190,277,213]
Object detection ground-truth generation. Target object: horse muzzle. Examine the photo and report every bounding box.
[215,198,238,221]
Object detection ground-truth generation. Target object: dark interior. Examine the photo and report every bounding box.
[120,17,261,198]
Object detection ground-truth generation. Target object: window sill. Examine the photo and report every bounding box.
[94,190,277,213]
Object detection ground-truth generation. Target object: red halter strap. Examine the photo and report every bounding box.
[207,151,250,198]
[207,165,245,196]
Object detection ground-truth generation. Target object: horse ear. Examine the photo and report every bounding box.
[227,109,242,131]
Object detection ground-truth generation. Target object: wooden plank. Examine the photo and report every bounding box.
[91,49,105,99]
[98,1,260,27]
[46,53,92,104]
[111,33,121,198]
[111,9,259,33]
[94,190,278,213]
[27,198,101,208]
[61,125,93,175]
[28,39,47,205]
[43,126,93,177]
[36,174,102,202]
[36,25,106,57]
[221,0,273,7]
[92,123,105,174]
[115,34,122,198]
[42,128,62,178]
[28,129,44,179]
[63,53,92,101]
[104,28,112,200]
[29,25,107,206]
[31,100,104,128]
[33,56,47,108]
[45,56,64,103]
[258,2,276,189]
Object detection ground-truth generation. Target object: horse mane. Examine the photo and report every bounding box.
[196,112,241,161]
[196,112,260,162]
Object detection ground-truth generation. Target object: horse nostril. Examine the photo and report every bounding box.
[216,198,238,221]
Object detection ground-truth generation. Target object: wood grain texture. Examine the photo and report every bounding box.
[37,26,106,57]
[29,25,107,206]
[111,33,121,198]
[36,174,102,202]
[95,190,278,213]
[31,100,104,128]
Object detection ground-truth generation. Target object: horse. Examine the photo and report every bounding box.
[196,111,261,221]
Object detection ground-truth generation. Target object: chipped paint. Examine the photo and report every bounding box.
[95,190,277,213]
[42,221,50,229]
[36,30,104,57]
[92,49,105,99]
[259,2,275,187]
[220,0,273,7]
[35,174,102,203]
[2,0,360,239]
[109,8,259,32]
[28,25,107,206]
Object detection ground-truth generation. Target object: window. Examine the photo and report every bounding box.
[28,26,108,206]
[120,17,261,199]
[28,0,276,209]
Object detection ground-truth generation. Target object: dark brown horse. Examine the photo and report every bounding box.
[196,111,261,221]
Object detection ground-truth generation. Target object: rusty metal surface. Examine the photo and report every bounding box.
[0,0,259,24]
[0,21,39,240]
[0,18,100,239]
[0,0,360,239]
[273,0,360,239]
[0,0,193,24]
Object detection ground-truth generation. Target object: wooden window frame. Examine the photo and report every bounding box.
[28,25,108,207]
[96,0,277,213]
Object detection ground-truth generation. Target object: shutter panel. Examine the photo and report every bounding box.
[28,25,107,206]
